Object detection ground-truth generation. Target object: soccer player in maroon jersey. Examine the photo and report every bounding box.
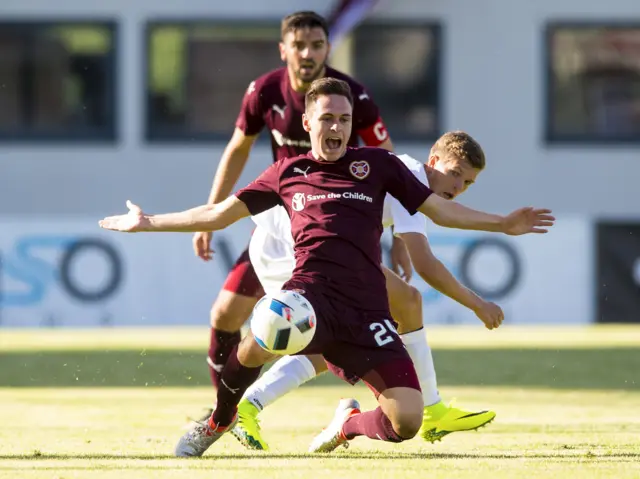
[99,78,554,456]
[194,11,403,394]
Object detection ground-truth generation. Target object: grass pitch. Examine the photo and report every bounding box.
[0,325,638,478]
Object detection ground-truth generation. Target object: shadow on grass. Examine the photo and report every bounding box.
[1,451,639,461]
[0,348,638,390]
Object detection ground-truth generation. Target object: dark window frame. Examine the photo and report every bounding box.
[545,21,640,146]
[144,19,282,143]
[351,20,443,143]
[0,19,118,144]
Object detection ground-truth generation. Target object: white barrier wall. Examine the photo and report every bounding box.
[0,218,255,327]
[390,217,593,325]
[0,216,593,327]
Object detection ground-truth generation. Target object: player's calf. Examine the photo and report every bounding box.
[237,331,278,367]
[211,333,277,427]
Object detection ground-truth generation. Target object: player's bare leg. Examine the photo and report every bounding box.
[384,265,496,442]
[176,332,275,457]
[383,266,423,333]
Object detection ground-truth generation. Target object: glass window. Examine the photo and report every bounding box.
[146,22,281,141]
[548,25,640,143]
[0,22,116,141]
[351,22,441,141]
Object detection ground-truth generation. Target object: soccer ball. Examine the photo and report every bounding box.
[250,290,317,355]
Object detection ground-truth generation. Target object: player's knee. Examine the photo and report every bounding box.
[393,285,423,333]
[389,406,423,439]
[407,285,422,316]
[380,387,424,439]
[237,334,276,368]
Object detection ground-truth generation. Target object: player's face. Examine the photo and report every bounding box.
[280,27,330,86]
[427,155,481,200]
[303,94,353,162]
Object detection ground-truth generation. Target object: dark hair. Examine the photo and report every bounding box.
[305,78,354,112]
[281,11,329,40]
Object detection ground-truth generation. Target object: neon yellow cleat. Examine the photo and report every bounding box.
[230,400,269,451]
[419,400,496,443]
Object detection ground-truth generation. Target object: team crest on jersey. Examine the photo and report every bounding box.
[349,161,370,180]
[291,192,306,211]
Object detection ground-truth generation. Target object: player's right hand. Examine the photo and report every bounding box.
[193,231,214,261]
[474,300,504,330]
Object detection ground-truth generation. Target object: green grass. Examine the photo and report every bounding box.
[0,325,639,478]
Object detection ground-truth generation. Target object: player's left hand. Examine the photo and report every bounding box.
[99,200,150,232]
[390,235,413,281]
[502,207,555,235]
[474,300,504,330]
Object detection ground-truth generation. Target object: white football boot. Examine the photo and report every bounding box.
[308,398,361,453]
[174,415,237,457]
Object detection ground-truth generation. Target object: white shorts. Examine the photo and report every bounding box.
[248,225,296,297]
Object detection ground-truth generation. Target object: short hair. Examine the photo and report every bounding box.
[281,11,329,40]
[430,131,486,170]
[305,78,354,113]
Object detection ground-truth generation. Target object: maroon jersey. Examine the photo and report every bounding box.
[235,67,389,163]
[235,147,433,312]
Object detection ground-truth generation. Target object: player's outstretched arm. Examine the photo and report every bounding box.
[399,232,503,329]
[99,196,251,233]
[418,194,555,235]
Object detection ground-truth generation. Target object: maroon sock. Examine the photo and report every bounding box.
[342,407,405,443]
[211,345,262,427]
[207,328,241,389]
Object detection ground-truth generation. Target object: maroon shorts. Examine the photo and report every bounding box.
[222,248,265,298]
[287,281,421,395]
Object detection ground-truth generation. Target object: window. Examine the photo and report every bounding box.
[0,21,116,142]
[547,24,640,143]
[351,22,441,141]
[146,22,281,141]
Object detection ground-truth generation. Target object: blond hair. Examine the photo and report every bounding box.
[430,131,485,170]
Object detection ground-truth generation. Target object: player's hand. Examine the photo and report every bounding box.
[99,200,150,232]
[502,208,555,235]
[390,235,413,281]
[193,231,214,261]
[474,300,504,330]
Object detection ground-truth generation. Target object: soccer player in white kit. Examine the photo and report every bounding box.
[232,131,505,450]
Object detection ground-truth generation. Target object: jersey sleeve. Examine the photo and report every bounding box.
[235,80,265,136]
[383,152,433,215]
[235,162,282,215]
[352,87,389,146]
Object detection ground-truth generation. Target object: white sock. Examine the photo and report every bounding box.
[401,328,441,407]
[243,355,317,411]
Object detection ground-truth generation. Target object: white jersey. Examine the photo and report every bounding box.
[249,154,429,295]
